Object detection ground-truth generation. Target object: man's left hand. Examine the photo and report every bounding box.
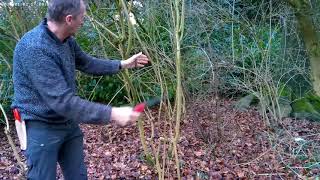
[121,52,149,69]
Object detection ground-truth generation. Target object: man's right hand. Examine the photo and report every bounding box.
[110,107,141,126]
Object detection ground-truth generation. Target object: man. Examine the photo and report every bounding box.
[11,0,149,179]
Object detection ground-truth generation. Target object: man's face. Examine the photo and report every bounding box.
[67,0,86,36]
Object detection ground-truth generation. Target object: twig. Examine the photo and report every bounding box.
[238,148,273,165]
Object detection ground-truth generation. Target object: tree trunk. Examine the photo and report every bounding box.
[286,0,320,96]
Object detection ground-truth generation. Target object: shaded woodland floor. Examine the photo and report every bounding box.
[0,98,319,179]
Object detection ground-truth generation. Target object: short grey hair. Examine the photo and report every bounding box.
[47,0,84,23]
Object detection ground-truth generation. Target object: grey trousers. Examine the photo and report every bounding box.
[25,120,87,180]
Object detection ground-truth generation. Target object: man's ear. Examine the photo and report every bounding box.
[65,15,73,25]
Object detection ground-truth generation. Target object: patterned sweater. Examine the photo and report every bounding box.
[11,18,121,124]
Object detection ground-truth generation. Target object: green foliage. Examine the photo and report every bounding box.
[0,56,12,124]
[182,48,214,95]
[138,153,155,167]
[77,75,128,106]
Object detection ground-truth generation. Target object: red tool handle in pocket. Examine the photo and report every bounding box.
[13,108,21,122]
[12,108,27,150]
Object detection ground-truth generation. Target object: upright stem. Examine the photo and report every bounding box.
[231,0,235,64]
[119,0,151,159]
[172,0,185,179]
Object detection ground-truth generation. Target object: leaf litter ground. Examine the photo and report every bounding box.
[0,98,319,179]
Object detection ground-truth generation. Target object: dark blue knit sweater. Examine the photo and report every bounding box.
[11,19,121,124]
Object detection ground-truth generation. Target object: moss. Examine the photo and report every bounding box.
[310,43,320,57]
[292,93,320,121]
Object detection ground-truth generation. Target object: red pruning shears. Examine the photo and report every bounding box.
[133,97,162,113]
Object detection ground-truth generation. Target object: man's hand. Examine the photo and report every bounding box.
[121,52,149,69]
[111,107,141,126]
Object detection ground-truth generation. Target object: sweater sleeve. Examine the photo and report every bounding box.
[72,39,121,75]
[23,47,112,124]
